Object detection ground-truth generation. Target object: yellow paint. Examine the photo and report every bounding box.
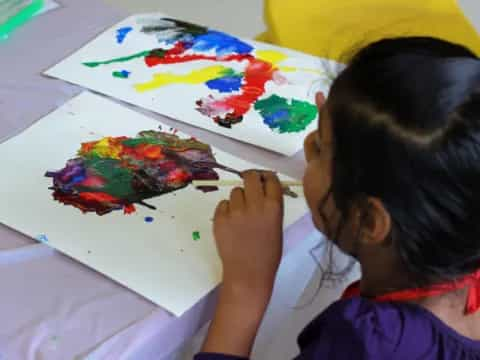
[255,50,289,64]
[256,50,323,75]
[258,0,480,61]
[135,65,230,92]
[86,138,123,159]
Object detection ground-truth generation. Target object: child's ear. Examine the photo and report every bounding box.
[359,198,392,246]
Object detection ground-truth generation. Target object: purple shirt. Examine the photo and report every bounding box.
[195,297,480,359]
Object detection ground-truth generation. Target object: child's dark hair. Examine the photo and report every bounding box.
[327,37,480,285]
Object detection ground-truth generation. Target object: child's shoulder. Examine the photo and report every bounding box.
[297,297,480,359]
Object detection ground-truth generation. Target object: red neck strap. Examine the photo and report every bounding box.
[341,269,480,315]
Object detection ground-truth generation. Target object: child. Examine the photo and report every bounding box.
[195,37,480,359]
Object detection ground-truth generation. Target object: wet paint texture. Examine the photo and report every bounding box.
[83,18,318,132]
[116,26,133,44]
[45,131,220,215]
[254,95,318,133]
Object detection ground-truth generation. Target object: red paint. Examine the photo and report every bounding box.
[52,191,123,215]
[79,175,106,188]
[167,168,192,183]
[122,144,164,160]
[145,51,252,67]
[196,58,278,125]
[222,59,275,117]
[79,192,120,203]
[141,43,279,127]
[123,204,136,214]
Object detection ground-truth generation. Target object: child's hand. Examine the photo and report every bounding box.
[213,170,284,300]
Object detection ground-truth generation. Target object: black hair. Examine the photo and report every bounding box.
[327,37,480,285]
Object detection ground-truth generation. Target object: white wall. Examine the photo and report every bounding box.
[105,0,265,38]
[459,0,480,33]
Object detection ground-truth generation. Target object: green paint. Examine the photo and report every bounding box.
[121,138,169,147]
[192,231,200,241]
[112,71,130,79]
[82,158,134,198]
[83,50,152,68]
[254,95,318,134]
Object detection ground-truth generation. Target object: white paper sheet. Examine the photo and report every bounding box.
[0,92,308,316]
[45,14,336,156]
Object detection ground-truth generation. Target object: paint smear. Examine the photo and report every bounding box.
[82,17,321,131]
[191,30,253,56]
[135,65,232,92]
[140,18,253,55]
[45,131,220,216]
[116,26,133,44]
[112,70,131,79]
[254,95,318,133]
[205,69,243,93]
[140,17,209,44]
[197,58,277,127]
[256,50,323,75]
[83,50,151,68]
[192,231,200,241]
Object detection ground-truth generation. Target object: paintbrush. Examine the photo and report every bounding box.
[190,161,302,198]
[192,179,302,198]
[192,180,303,187]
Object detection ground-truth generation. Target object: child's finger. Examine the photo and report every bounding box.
[229,187,245,210]
[262,171,283,201]
[214,200,229,220]
[242,170,265,204]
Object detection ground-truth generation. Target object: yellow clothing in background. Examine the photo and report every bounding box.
[258,0,480,61]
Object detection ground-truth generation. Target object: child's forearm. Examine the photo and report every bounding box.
[200,282,272,357]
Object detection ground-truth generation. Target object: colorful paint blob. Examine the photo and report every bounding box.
[192,231,200,241]
[116,26,133,44]
[83,17,319,132]
[254,95,318,133]
[45,131,220,215]
[113,70,131,79]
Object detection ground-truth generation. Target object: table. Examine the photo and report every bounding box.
[0,1,327,359]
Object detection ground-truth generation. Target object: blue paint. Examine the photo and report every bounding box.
[206,75,243,93]
[116,26,133,44]
[113,70,131,79]
[263,109,290,128]
[167,33,195,45]
[36,234,48,243]
[144,216,154,223]
[192,31,253,56]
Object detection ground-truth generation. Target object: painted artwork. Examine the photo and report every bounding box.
[45,131,220,215]
[45,14,335,155]
[0,93,307,316]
